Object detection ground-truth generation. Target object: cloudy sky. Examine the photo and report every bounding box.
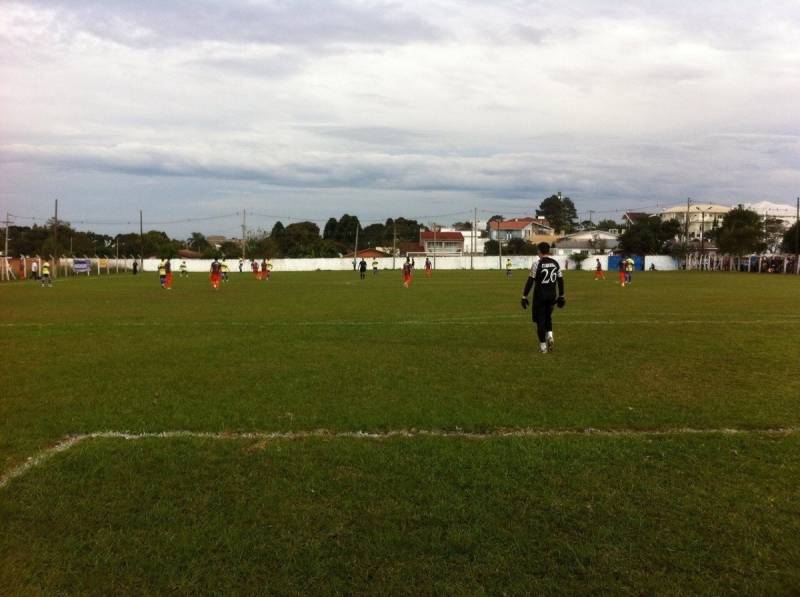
[1,0,799,236]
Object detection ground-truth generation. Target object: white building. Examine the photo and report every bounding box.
[488,217,555,242]
[440,227,488,255]
[659,203,731,240]
[745,201,798,229]
[552,230,619,254]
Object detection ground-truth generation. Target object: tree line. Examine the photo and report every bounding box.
[4,202,795,259]
[0,215,427,259]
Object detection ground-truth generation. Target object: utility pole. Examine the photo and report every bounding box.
[115,235,119,273]
[241,209,247,259]
[589,210,595,226]
[392,219,397,270]
[139,209,144,269]
[471,207,476,270]
[683,197,692,245]
[795,197,799,273]
[353,222,359,268]
[53,198,58,278]
[433,221,437,270]
[2,212,9,281]
[498,217,503,271]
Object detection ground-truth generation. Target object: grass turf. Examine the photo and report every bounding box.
[1,270,799,593]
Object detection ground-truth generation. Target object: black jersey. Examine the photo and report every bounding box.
[529,257,563,301]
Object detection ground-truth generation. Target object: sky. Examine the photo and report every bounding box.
[1,0,799,237]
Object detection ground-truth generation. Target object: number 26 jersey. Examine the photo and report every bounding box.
[529,257,562,301]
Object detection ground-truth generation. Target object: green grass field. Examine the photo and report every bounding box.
[1,270,799,594]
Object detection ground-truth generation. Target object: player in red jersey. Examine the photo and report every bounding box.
[210,258,222,289]
[593,258,605,280]
[402,257,413,288]
[165,259,174,289]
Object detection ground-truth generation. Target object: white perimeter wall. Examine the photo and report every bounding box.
[143,255,680,273]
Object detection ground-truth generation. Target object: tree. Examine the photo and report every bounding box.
[485,215,503,232]
[218,240,242,257]
[452,221,473,231]
[537,194,578,234]
[781,221,800,254]
[596,219,618,231]
[579,220,596,231]
[715,206,765,256]
[361,223,386,248]
[568,251,589,270]
[504,238,538,255]
[484,239,500,255]
[390,217,422,242]
[283,221,322,257]
[618,218,682,255]
[333,214,361,245]
[322,218,338,240]
[187,232,211,252]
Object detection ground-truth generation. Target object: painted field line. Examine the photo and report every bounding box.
[3,317,800,329]
[2,427,799,490]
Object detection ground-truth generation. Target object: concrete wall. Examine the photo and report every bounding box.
[142,255,680,273]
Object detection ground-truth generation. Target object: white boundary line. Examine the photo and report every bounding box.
[2,427,798,490]
[3,318,800,329]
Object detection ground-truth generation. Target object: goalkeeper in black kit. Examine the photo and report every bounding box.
[520,242,565,353]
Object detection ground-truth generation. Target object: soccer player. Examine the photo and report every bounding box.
[424,257,432,277]
[164,259,173,289]
[625,257,634,285]
[359,258,367,280]
[158,259,167,288]
[40,261,52,287]
[618,257,627,287]
[520,242,565,354]
[260,258,268,280]
[238,258,243,273]
[31,259,39,281]
[372,258,379,275]
[210,258,222,290]
[402,257,413,288]
[179,260,188,277]
[251,259,259,278]
[593,259,605,280]
[506,258,513,277]
[221,260,229,283]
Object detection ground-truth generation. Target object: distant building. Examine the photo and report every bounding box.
[553,230,620,254]
[745,201,799,229]
[440,227,487,255]
[343,248,392,258]
[488,217,555,242]
[622,212,651,227]
[659,204,731,240]
[419,230,464,254]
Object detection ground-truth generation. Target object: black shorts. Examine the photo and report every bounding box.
[532,298,556,323]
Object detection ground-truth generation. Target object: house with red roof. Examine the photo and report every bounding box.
[488,217,555,242]
[419,230,464,254]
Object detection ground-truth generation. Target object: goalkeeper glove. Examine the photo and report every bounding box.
[556,296,566,309]
[520,297,529,310]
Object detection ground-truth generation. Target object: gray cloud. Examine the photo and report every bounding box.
[16,0,443,47]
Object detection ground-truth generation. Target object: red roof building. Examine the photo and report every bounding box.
[343,248,391,258]
[489,217,555,241]
[419,230,464,254]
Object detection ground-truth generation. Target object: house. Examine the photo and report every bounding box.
[488,217,555,242]
[622,212,650,227]
[343,248,391,258]
[419,230,464,254]
[439,227,488,255]
[553,230,620,254]
[659,204,731,240]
